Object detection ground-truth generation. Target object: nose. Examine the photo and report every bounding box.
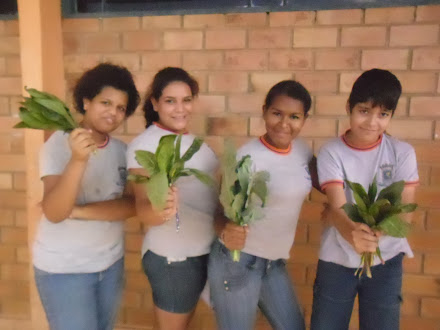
[280,115,289,127]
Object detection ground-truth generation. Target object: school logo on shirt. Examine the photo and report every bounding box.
[379,163,394,186]
[117,166,127,187]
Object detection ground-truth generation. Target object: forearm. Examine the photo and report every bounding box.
[42,159,87,223]
[214,207,228,237]
[72,196,136,221]
[135,199,167,226]
[330,207,357,245]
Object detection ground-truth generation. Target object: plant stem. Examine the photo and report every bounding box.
[232,250,241,262]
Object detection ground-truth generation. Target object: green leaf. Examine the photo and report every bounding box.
[127,174,148,184]
[145,171,169,210]
[359,208,376,227]
[174,134,182,162]
[398,203,418,213]
[236,155,252,194]
[181,137,203,162]
[185,168,217,188]
[368,199,390,219]
[345,180,369,209]
[155,134,176,173]
[376,214,410,238]
[231,192,246,224]
[169,160,184,184]
[250,170,270,207]
[26,87,64,102]
[32,98,76,128]
[13,121,29,129]
[368,176,378,204]
[377,180,405,205]
[341,203,365,223]
[134,150,158,177]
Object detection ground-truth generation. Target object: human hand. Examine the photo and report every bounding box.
[157,186,178,223]
[352,223,379,254]
[69,128,96,161]
[221,221,248,251]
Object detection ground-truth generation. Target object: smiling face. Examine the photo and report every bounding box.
[82,86,128,135]
[262,94,307,150]
[151,81,194,134]
[346,101,392,147]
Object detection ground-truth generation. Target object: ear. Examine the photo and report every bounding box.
[151,98,159,112]
[345,101,351,115]
[83,98,90,112]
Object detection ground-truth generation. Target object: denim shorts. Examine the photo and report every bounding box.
[142,250,208,313]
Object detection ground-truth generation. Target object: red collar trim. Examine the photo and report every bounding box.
[341,130,382,151]
[259,135,291,155]
[153,122,188,135]
[97,135,110,149]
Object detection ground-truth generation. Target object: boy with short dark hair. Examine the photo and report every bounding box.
[311,69,419,330]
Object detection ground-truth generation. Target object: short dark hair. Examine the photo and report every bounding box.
[143,67,199,128]
[263,80,312,115]
[348,68,402,113]
[73,63,140,117]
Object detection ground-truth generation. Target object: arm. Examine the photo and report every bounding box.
[323,184,378,254]
[130,168,177,226]
[42,129,95,223]
[401,185,417,223]
[308,156,322,193]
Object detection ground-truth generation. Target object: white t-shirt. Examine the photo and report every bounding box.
[33,131,126,273]
[126,123,218,259]
[317,132,419,268]
[238,137,313,260]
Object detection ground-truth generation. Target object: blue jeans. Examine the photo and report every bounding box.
[208,240,305,330]
[311,253,403,330]
[34,258,124,330]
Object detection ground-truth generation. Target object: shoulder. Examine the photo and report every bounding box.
[293,138,312,156]
[110,136,127,150]
[317,136,343,156]
[383,134,415,154]
[42,131,69,152]
[237,138,261,157]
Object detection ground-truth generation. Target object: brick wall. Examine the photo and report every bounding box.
[1,4,439,329]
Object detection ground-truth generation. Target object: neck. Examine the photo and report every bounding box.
[80,122,109,145]
[343,130,382,150]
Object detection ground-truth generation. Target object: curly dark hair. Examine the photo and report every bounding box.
[143,67,199,128]
[263,80,312,115]
[73,63,140,117]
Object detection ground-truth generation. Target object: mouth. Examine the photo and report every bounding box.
[103,117,116,125]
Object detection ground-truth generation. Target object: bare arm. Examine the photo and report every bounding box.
[130,168,177,226]
[401,185,416,223]
[323,184,378,254]
[308,156,322,193]
[42,129,95,223]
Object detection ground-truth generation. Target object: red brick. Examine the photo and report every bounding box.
[296,72,338,93]
[0,209,14,226]
[163,31,202,50]
[225,13,266,27]
[207,117,248,136]
[191,71,208,93]
[62,33,82,54]
[1,227,27,244]
[103,53,140,72]
[299,201,324,224]
[125,252,141,271]
[421,298,440,319]
[412,48,440,70]
[339,72,362,93]
[250,72,292,93]
[224,50,268,70]
[342,26,387,47]
[293,27,338,48]
[249,117,265,136]
[269,50,313,70]
[0,155,25,172]
[13,172,26,191]
[64,54,101,74]
[390,25,439,46]
[362,49,409,70]
[124,217,141,233]
[122,31,161,51]
[142,15,182,29]
[0,280,29,299]
[208,72,248,93]
[228,94,264,114]
[396,72,437,93]
[203,136,224,156]
[122,290,142,308]
[0,77,21,95]
[1,264,28,281]
[286,262,307,284]
[308,223,323,245]
[182,51,222,71]
[3,20,18,36]
[430,166,440,186]
[315,95,347,115]
[388,120,433,140]
[126,115,145,135]
[102,17,140,31]
[16,246,29,263]
[0,173,12,190]
[141,51,181,72]
[410,97,440,117]
[290,244,319,264]
[269,11,315,26]
[365,7,415,24]
[125,233,143,252]
[125,271,149,290]
[403,252,423,273]
[402,295,420,316]
[125,308,154,325]
[183,14,224,28]
[315,49,360,70]
[249,29,291,48]
[317,9,363,25]
[408,229,440,251]
[402,274,439,296]
[195,95,225,114]
[187,114,206,136]
[0,299,30,316]
[84,33,120,53]
[424,254,440,275]
[62,18,100,33]
[0,246,15,263]
[205,30,246,49]
[300,118,337,138]
[416,5,440,22]
[0,96,9,115]
[412,141,440,163]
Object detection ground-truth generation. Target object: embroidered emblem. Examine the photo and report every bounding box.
[379,163,394,186]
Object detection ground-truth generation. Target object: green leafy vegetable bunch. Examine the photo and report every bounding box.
[14,87,78,131]
[219,142,270,261]
[343,178,417,278]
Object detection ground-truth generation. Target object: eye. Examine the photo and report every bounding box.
[165,99,174,104]
[290,114,300,120]
[380,112,390,118]
[359,109,369,114]
[101,100,110,106]
[271,111,281,116]
[183,97,193,103]
[118,106,127,113]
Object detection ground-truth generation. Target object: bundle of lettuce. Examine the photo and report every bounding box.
[343,178,417,278]
[128,134,216,232]
[219,141,270,262]
[14,87,78,131]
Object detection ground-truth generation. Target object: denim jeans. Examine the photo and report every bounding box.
[311,253,403,330]
[208,240,305,330]
[34,258,124,330]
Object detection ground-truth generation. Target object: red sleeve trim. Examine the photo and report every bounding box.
[320,180,344,191]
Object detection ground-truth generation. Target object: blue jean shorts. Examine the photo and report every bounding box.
[142,250,208,313]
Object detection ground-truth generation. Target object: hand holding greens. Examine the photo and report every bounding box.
[128,134,216,231]
[14,87,78,131]
[342,178,417,278]
[219,142,269,261]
